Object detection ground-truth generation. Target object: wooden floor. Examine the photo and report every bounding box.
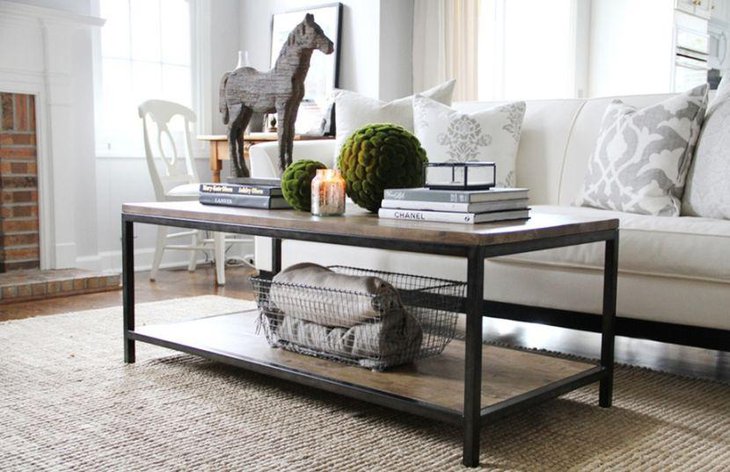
[0,264,255,321]
[1,264,727,383]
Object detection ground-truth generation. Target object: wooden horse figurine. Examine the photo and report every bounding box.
[219,14,334,177]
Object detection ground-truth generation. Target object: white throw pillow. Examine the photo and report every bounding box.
[333,80,455,161]
[412,95,526,188]
[576,84,708,217]
[681,96,730,219]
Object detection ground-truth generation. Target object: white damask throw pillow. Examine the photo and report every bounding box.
[412,95,526,187]
[333,80,455,160]
[577,84,708,217]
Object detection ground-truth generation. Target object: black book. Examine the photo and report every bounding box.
[200,182,283,197]
[199,193,291,209]
[225,177,282,186]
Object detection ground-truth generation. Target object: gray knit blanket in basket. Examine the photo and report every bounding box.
[267,263,423,369]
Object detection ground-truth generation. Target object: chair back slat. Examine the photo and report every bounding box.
[139,99,200,200]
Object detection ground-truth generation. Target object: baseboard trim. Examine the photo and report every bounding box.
[75,238,255,273]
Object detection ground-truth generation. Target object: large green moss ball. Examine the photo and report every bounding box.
[337,124,427,212]
[281,159,327,211]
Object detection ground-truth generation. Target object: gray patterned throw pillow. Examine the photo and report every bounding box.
[681,97,730,219]
[413,95,526,187]
[577,84,708,216]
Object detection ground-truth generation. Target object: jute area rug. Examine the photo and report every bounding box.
[1,296,728,471]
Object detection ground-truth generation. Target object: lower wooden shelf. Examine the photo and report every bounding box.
[132,310,596,421]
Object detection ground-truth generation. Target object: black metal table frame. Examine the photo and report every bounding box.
[121,213,618,467]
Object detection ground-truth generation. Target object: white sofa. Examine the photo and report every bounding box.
[249,93,730,351]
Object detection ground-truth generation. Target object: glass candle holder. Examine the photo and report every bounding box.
[311,169,346,216]
[425,161,496,190]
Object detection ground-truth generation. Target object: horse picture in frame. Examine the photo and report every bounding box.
[219,14,334,177]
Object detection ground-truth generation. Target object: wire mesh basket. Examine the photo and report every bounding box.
[251,265,466,371]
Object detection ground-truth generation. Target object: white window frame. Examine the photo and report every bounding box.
[92,0,210,159]
[477,0,588,101]
[191,0,212,142]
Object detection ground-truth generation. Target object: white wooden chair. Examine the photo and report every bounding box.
[139,99,253,285]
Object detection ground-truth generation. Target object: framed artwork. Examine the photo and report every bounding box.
[271,3,342,135]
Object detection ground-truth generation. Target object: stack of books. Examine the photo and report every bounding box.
[379,187,530,224]
[199,178,291,209]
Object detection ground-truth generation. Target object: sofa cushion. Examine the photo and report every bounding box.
[249,140,338,178]
[454,99,587,205]
[413,95,525,187]
[333,80,455,162]
[681,98,730,219]
[575,84,707,216]
[502,205,730,284]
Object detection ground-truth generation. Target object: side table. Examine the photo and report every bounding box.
[198,133,334,182]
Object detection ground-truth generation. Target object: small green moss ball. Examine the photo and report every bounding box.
[337,123,427,212]
[281,159,328,211]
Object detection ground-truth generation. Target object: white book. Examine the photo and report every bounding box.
[381,198,529,213]
[383,187,529,203]
[378,208,530,224]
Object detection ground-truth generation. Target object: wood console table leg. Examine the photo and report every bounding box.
[463,247,485,467]
[600,232,619,407]
[210,141,222,183]
[122,217,136,363]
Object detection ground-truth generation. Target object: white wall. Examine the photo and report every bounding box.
[71,24,100,261]
[91,0,248,273]
[379,0,414,101]
[573,0,592,98]
[8,0,90,14]
[0,0,102,269]
[239,0,413,100]
[207,0,241,135]
[337,0,381,98]
[588,0,675,97]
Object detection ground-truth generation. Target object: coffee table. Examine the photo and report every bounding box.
[121,202,618,467]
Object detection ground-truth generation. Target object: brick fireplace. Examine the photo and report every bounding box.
[0,92,39,272]
[0,91,120,301]
[0,2,107,272]
[0,4,122,303]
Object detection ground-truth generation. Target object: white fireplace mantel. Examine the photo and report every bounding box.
[0,1,104,269]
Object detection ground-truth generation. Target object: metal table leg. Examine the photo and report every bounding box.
[463,247,485,467]
[122,217,136,363]
[272,238,282,274]
[600,231,619,407]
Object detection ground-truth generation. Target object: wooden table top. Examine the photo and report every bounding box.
[123,201,618,249]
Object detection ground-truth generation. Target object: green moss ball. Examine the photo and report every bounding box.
[337,123,427,212]
[281,159,328,211]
